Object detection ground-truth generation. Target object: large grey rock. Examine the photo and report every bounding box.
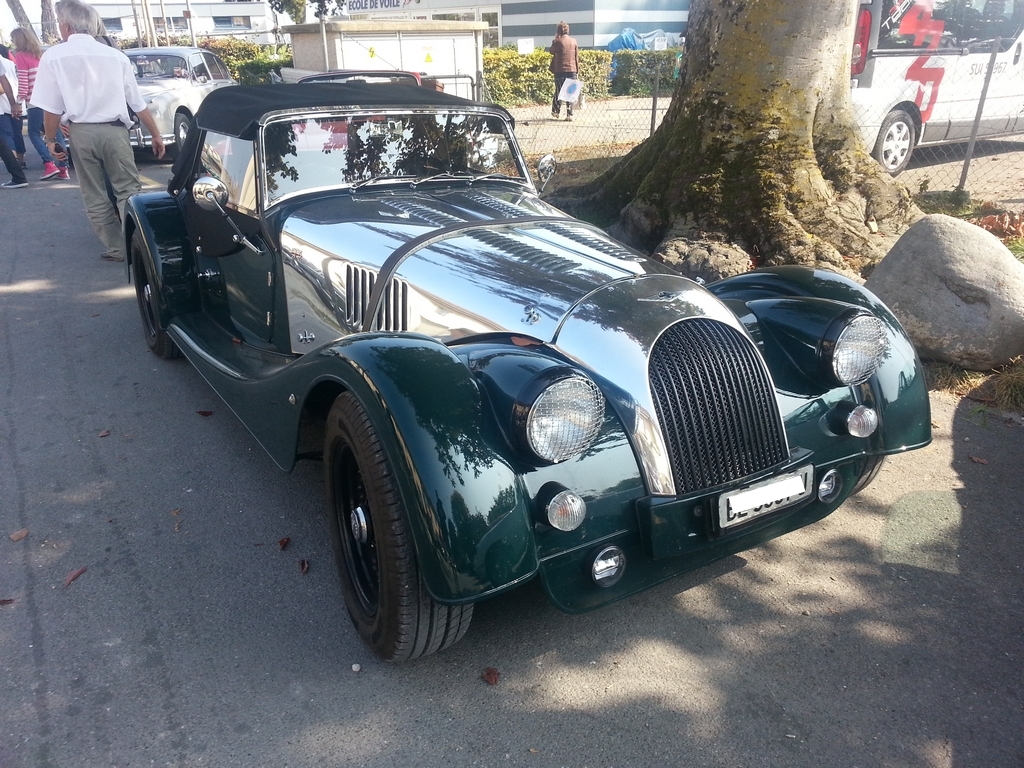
[865,214,1024,370]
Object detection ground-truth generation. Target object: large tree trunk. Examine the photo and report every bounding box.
[4,0,32,30]
[39,0,58,44]
[559,0,919,278]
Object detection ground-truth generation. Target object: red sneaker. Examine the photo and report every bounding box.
[57,167,70,180]
[41,161,60,180]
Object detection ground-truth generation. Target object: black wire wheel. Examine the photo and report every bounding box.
[131,230,178,359]
[324,391,473,661]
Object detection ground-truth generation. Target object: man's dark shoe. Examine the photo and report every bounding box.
[1,180,27,189]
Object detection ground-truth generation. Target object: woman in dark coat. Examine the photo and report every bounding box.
[549,21,579,121]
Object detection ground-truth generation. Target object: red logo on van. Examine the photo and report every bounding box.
[899,0,946,121]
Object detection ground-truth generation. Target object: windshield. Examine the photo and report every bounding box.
[128,54,188,80]
[261,110,528,205]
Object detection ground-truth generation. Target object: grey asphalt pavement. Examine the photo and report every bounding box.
[1,154,1022,768]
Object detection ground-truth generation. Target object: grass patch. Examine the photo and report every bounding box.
[1004,237,1024,264]
[914,190,981,216]
[926,358,1024,413]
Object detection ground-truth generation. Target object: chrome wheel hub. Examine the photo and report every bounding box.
[350,505,368,544]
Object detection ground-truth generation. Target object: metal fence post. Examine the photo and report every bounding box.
[650,62,660,137]
[958,36,1001,193]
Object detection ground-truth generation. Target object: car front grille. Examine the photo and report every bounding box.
[648,318,788,495]
[345,264,409,332]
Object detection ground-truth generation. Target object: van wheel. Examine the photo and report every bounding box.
[325,391,473,661]
[873,109,915,175]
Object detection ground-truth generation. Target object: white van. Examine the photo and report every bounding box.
[851,0,1024,173]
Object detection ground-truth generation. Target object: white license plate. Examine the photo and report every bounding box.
[718,466,814,529]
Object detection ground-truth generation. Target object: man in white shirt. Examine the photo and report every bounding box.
[0,71,27,188]
[32,0,165,261]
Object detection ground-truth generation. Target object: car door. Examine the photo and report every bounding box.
[203,52,235,85]
[184,131,277,344]
[188,52,220,106]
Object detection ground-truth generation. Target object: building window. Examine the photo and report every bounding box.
[481,10,498,47]
[101,17,123,32]
[213,16,252,28]
[431,11,476,22]
[152,16,189,33]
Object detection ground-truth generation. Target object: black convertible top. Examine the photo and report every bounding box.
[194,82,505,139]
[169,82,512,194]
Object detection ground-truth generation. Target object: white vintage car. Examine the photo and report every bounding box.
[125,46,235,155]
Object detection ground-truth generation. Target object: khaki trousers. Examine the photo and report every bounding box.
[67,123,141,260]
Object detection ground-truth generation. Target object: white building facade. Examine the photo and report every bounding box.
[91,0,289,44]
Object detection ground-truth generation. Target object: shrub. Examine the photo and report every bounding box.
[610,48,683,97]
[483,47,611,107]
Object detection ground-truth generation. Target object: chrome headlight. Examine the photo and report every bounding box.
[519,373,604,464]
[822,312,889,386]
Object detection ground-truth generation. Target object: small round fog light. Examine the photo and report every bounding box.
[547,490,587,531]
[847,405,878,438]
[591,545,626,588]
[817,468,843,503]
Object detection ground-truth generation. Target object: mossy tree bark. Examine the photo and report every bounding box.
[559,0,919,276]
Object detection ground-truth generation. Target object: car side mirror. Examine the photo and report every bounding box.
[537,154,556,192]
[192,175,261,256]
[194,176,228,211]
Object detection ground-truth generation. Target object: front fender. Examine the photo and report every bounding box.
[710,266,931,453]
[124,192,197,324]
[312,334,537,605]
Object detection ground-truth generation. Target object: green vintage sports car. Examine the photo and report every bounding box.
[124,83,931,661]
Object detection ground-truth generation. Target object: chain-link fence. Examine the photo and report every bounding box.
[859,38,1024,207]
[508,93,672,164]
[505,55,1024,208]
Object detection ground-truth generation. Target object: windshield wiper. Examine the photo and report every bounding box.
[409,172,473,188]
[466,173,522,184]
[347,174,415,192]
[409,171,522,188]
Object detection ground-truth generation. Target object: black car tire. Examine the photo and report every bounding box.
[166,113,190,160]
[872,109,916,175]
[325,390,473,661]
[132,231,179,359]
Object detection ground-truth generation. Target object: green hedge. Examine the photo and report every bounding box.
[482,47,611,107]
[198,38,291,83]
[610,49,683,96]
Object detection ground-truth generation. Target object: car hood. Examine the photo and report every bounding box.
[279,184,760,497]
[280,185,686,346]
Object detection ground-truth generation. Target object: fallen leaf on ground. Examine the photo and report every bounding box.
[170,508,181,516]
[278,537,291,550]
[969,211,1024,239]
[98,430,110,437]
[9,528,28,542]
[195,410,214,417]
[969,455,988,464]
[299,559,309,574]
[64,567,87,587]
[0,598,16,606]
[481,667,500,685]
